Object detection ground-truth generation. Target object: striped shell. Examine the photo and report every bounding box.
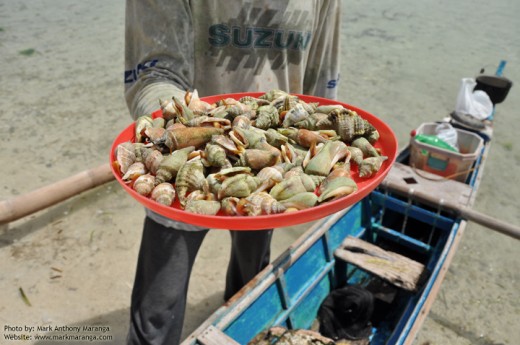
[328,108,374,143]
[239,192,286,216]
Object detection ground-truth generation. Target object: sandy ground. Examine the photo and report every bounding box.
[0,0,519,344]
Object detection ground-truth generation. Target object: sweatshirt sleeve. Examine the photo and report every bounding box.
[124,0,194,119]
[303,0,341,100]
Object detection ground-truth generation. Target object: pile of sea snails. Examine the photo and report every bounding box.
[113,89,388,216]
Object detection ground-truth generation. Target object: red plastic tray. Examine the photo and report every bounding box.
[110,93,398,230]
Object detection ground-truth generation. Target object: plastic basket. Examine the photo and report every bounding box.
[410,122,484,182]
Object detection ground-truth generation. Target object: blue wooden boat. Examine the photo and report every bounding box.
[180,64,511,345]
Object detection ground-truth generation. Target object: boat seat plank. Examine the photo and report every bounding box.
[383,162,474,207]
[334,236,425,292]
[196,325,240,345]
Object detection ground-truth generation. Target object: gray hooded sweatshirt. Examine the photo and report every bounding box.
[124,0,341,230]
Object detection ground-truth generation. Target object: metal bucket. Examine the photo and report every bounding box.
[474,75,513,105]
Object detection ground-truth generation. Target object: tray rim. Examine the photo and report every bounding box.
[110,92,398,230]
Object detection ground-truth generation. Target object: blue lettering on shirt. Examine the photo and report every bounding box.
[124,59,159,84]
[209,24,311,51]
[327,74,340,89]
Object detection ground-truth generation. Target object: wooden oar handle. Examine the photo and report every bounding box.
[457,207,520,240]
[381,180,520,241]
[0,163,115,225]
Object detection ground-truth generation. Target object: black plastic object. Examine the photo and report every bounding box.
[474,75,513,105]
[317,284,374,341]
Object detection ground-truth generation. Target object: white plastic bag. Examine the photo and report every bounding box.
[455,78,493,120]
[435,122,459,151]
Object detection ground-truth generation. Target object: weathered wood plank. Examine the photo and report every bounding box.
[334,237,425,292]
[249,327,339,345]
[196,325,240,345]
[384,162,474,207]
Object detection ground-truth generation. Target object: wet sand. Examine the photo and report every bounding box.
[0,0,518,344]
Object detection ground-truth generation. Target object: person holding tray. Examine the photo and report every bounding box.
[124,1,341,344]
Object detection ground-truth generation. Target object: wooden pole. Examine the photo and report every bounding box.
[381,179,520,241]
[0,163,115,225]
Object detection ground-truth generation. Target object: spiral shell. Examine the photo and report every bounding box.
[347,146,364,165]
[159,98,178,121]
[151,182,176,206]
[294,112,330,131]
[211,134,242,154]
[203,143,230,168]
[259,89,290,101]
[184,115,231,128]
[318,176,357,202]
[327,108,369,143]
[133,174,155,196]
[186,89,214,116]
[221,197,241,216]
[282,103,310,128]
[277,128,328,148]
[358,156,388,178]
[115,141,136,175]
[237,149,280,170]
[269,175,315,201]
[280,192,318,211]
[232,115,252,129]
[155,146,195,185]
[175,158,206,207]
[239,192,286,216]
[142,148,164,175]
[135,115,154,143]
[256,166,284,186]
[143,127,166,143]
[185,199,221,215]
[304,141,348,176]
[264,128,288,148]
[218,174,260,199]
[351,137,380,158]
[164,127,225,151]
[254,104,279,130]
[122,162,146,182]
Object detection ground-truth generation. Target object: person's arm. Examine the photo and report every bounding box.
[303,0,341,100]
[124,0,194,118]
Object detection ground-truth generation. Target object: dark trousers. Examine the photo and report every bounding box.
[127,216,273,345]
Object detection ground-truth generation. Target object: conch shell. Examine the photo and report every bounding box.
[269,175,315,201]
[280,192,318,211]
[359,156,388,178]
[318,176,357,202]
[304,141,348,176]
[351,137,380,158]
[218,174,260,199]
[155,146,195,185]
[175,158,206,207]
